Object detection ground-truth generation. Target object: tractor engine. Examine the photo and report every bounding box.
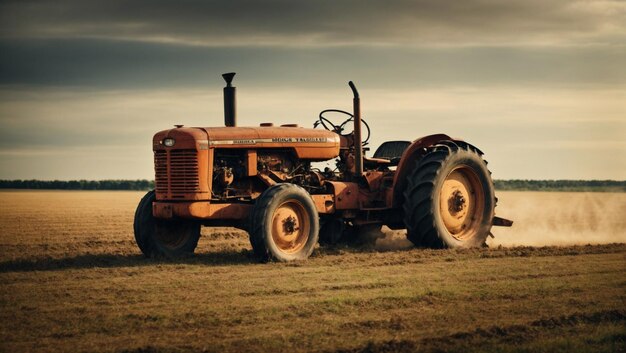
[152,126,340,202]
[211,149,303,200]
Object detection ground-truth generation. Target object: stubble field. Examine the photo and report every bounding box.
[0,190,625,353]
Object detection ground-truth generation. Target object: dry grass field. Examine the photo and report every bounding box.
[0,190,625,353]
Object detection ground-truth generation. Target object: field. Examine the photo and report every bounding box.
[0,190,625,353]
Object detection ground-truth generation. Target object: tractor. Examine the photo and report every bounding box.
[134,73,512,261]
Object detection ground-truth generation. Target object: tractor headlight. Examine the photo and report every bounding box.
[163,138,175,147]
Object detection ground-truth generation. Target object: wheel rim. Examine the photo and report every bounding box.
[439,166,485,241]
[271,200,310,253]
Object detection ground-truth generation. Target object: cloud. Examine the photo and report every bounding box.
[1,1,623,89]
[0,0,624,180]
[1,39,624,88]
[1,0,625,46]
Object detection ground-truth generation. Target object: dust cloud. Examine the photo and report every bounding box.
[374,229,414,251]
[374,191,626,249]
[488,191,626,247]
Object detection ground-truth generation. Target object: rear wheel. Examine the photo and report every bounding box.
[249,184,319,261]
[403,141,495,248]
[133,190,200,258]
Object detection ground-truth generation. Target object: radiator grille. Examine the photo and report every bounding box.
[154,149,200,197]
[154,150,167,193]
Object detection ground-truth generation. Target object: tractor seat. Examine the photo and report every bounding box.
[371,140,411,166]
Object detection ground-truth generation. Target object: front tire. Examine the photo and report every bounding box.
[133,190,201,258]
[249,184,319,262]
[403,141,495,248]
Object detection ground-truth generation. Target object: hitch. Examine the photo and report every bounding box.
[492,216,514,227]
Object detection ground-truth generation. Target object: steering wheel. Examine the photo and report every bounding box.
[315,109,371,145]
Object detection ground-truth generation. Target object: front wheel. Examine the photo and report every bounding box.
[249,184,319,262]
[403,141,495,248]
[133,190,200,258]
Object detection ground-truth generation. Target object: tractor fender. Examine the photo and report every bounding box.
[391,134,478,208]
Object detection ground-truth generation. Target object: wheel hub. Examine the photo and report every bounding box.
[282,215,299,234]
[449,190,466,213]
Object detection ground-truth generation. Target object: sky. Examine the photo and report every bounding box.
[0,0,624,180]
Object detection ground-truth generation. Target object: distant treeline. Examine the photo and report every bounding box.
[0,179,154,190]
[493,179,625,192]
[0,179,624,192]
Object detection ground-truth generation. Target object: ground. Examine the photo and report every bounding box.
[0,191,624,353]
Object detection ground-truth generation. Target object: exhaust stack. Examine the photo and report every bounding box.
[222,72,236,127]
[348,81,363,177]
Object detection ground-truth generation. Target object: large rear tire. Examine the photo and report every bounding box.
[133,190,201,258]
[249,184,319,262]
[403,141,495,248]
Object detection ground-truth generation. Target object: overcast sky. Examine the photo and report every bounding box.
[0,0,624,180]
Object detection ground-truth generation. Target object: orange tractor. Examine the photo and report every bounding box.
[134,73,512,261]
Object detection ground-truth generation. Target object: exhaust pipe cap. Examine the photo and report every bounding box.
[222,72,236,86]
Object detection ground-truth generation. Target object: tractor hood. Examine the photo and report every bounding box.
[154,125,340,161]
